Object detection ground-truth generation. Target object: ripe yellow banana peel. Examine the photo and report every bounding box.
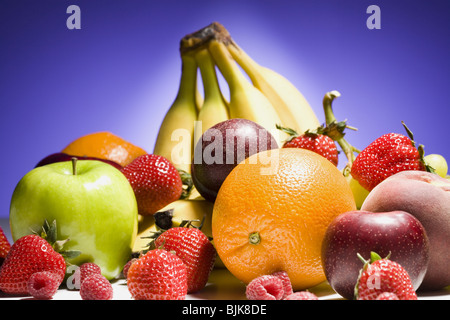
[152,53,198,174]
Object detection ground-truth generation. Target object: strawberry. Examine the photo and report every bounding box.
[277,124,339,166]
[355,252,417,300]
[350,122,428,191]
[121,154,184,216]
[376,292,399,300]
[0,226,11,264]
[0,235,66,295]
[153,226,216,293]
[0,220,79,296]
[127,249,187,300]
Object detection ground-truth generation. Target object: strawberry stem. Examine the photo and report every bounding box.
[178,169,194,199]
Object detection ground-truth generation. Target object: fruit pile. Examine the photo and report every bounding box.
[1,22,449,300]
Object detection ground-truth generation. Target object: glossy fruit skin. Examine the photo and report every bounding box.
[9,160,138,280]
[350,133,425,191]
[35,152,123,171]
[121,154,182,216]
[0,235,66,295]
[127,249,187,300]
[154,227,216,293]
[192,118,278,202]
[212,148,356,290]
[321,210,429,300]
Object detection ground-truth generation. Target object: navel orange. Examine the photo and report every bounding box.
[62,131,147,167]
[212,148,356,290]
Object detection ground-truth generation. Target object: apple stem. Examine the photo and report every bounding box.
[71,157,77,175]
[357,252,368,265]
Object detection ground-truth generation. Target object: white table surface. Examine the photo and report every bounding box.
[0,218,449,301]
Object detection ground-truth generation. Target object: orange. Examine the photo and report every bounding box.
[212,148,356,290]
[62,131,147,167]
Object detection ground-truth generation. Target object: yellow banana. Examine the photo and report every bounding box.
[153,53,198,173]
[227,43,321,135]
[194,48,230,144]
[195,84,203,113]
[208,40,286,146]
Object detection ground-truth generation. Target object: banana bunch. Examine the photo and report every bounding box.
[148,23,322,270]
[152,22,321,172]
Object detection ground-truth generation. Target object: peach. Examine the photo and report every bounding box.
[361,170,450,291]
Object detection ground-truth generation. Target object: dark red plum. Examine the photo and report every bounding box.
[321,210,429,300]
[191,119,278,202]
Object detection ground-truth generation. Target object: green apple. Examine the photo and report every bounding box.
[343,169,370,209]
[9,159,138,280]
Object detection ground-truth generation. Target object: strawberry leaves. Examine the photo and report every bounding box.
[31,219,81,260]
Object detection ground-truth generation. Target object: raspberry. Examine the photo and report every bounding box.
[27,271,62,300]
[79,262,102,284]
[70,262,102,290]
[245,275,284,300]
[80,274,113,300]
[284,291,319,300]
[376,292,399,300]
[272,271,293,299]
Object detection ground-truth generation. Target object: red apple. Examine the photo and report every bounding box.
[35,152,123,171]
[321,210,430,300]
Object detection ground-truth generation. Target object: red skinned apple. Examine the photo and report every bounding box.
[35,152,123,171]
[321,210,429,300]
[361,170,450,291]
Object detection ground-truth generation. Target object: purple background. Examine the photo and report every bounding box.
[1,0,449,218]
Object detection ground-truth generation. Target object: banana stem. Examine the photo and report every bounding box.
[207,40,247,92]
[195,48,224,104]
[322,91,358,175]
[176,53,199,104]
